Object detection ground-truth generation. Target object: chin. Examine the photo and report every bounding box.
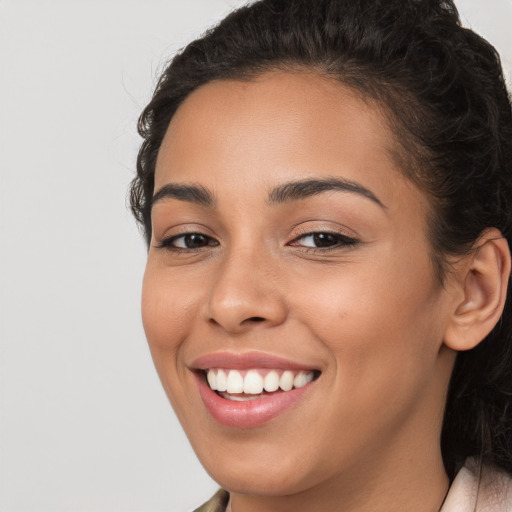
[208,463,313,497]
[191,434,333,497]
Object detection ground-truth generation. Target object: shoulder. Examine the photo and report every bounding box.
[193,489,229,512]
[441,458,512,512]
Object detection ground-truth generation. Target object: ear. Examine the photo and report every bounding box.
[443,228,511,351]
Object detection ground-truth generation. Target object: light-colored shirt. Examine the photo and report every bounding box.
[440,459,512,511]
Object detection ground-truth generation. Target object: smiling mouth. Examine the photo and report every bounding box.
[202,368,321,401]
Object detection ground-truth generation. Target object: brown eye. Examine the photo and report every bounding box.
[291,232,357,249]
[158,233,219,250]
[178,234,210,249]
[310,233,339,247]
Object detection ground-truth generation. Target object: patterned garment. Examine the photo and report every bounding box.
[193,489,229,512]
[193,460,512,512]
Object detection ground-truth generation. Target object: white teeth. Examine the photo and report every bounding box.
[206,368,316,394]
[263,370,280,392]
[293,371,314,388]
[243,370,264,394]
[207,370,216,390]
[279,370,294,391]
[216,369,227,391]
[226,370,244,393]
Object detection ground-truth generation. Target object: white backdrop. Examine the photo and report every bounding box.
[0,1,510,511]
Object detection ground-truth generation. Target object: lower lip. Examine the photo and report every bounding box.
[195,372,316,428]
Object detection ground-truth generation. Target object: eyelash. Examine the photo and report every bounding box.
[288,231,358,251]
[156,233,219,253]
[156,231,358,253]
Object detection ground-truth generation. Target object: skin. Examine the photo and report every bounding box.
[142,72,490,512]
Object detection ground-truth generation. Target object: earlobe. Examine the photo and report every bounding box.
[444,228,511,352]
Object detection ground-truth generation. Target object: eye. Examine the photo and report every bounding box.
[289,232,357,249]
[157,233,218,251]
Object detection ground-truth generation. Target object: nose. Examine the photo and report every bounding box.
[203,248,287,334]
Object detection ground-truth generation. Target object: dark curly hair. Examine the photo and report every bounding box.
[130,0,512,479]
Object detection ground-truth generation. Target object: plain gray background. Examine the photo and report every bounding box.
[1,1,511,511]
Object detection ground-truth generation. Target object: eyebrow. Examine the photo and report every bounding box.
[267,177,386,208]
[152,183,215,208]
[151,176,386,210]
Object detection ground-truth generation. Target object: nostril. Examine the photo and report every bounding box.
[208,316,266,328]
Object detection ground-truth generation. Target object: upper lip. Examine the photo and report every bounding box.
[190,351,319,371]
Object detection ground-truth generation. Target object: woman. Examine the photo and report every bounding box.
[130,0,512,510]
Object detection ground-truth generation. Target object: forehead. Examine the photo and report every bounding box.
[154,71,418,210]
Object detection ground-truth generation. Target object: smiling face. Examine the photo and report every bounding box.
[142,72,457,502]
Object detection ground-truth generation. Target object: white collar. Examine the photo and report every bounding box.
[441,459,512,512]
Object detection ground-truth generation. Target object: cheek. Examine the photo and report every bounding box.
[285,258,447,462]
[141,263,199,361]
[294,249,445,390]
[141,264,204,425]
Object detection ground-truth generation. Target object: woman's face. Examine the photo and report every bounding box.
[142,72,457,496]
